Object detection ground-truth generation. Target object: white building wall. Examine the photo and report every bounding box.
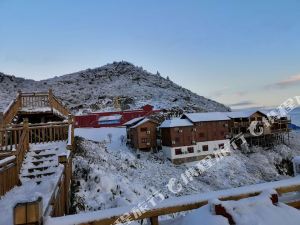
[162,139,230,161]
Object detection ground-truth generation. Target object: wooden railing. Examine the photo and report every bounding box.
[20,92,49,109]
[48,89,70,118]
[28,122,69,144]
[0,90,70,128]
[15,124,29,174]
[0,92,22,128]
[0,121,29,196]
[44,176,300,225]
[0,156,18,196]
[0,121,72,151]
[0,126,23,151]
[0,116,73,197]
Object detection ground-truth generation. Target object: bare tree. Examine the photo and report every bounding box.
[107,133,112,143]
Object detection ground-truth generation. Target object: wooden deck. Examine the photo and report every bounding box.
[0,89,70,128]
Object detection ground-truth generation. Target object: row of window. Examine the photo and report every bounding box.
[171,132,226,144]
[141,138,150,143]
[175,127,227,133]
[173,131,226,138]
[174,143,224,155]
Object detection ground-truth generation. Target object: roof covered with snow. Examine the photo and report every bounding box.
[98,114,122,122]
[131,118,158,128]
[123,117,145,126]
[160,118,194,128]
[183,112,230,122]
[225,110,267,119]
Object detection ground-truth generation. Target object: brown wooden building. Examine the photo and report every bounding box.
[160,113,231,164]
[226,110,291,147]
[125,117,159,151]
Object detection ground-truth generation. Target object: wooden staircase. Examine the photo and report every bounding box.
[0,90,74,225]
[20,142,67,184]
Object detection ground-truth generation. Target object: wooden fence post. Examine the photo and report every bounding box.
[149,216,159,225]
[17,90,22,109]
[67,114,74,151]
[58,155,71,215]
[48,89,53,111]
[214,204,235,225]
[14,197,43,225]
[23,118,29,149]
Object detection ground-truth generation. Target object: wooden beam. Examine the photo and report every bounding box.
[150,216,159,225]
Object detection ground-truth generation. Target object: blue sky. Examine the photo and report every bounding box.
[0,0,300,109]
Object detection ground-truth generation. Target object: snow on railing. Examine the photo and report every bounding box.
[45,176,300,225]
[67,124,72,146]
[67,115,74,150]
[0,155,16,166]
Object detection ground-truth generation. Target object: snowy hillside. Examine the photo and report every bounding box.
[72,128,300,215]
[0,62,230,114]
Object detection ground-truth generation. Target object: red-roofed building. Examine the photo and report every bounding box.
[75,104,161,128]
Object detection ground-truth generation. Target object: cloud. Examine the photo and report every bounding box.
[228,100,255,107]
[268,74,300,88]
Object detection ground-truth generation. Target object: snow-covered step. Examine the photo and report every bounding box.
[24,157,56,164]
[31,154,56,160]
[21,170,57,179]
[19,141,69,185]
[26,165,58,173]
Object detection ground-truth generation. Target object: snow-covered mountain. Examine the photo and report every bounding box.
[0,61,230,114]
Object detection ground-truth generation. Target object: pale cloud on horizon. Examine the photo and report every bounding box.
[268,74,300,88]
[228,100,256,107]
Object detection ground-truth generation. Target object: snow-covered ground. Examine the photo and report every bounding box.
[73,128,300,218]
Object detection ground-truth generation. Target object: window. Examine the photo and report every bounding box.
[172,140,176,144]
[140,127,147,132]
[187,147,194,153]
[175,148,182,155]
[202,145,208,151]
[141,138,148,143]
[219,143,224,149]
